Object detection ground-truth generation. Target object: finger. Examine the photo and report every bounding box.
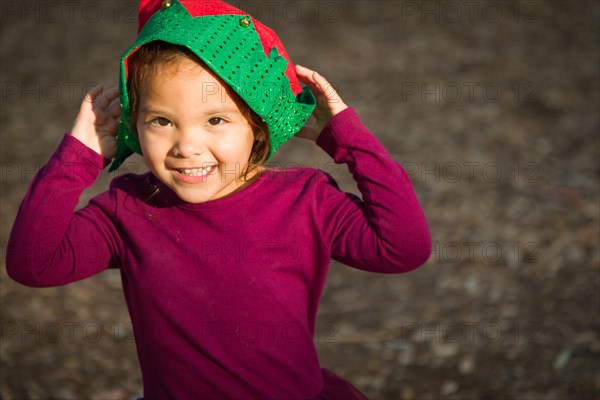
[309,71,340,102]
[295,65,319,87]
[295,64,312,78]
[101,106,121,135]
[95,86,119,112]
[296,65,340,102]
[103,118,120,136]
[106,97,122,119]
[311,71,333,92]
[105,86,120,101]
[78,83,103,115]
[295,64,318,87]
[93,86,119,112]
[86,83,104,101]
[296,64,329,90]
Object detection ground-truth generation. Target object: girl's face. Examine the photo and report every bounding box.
[136,58,256,204]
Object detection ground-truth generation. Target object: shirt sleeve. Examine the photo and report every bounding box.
[314,107,431,273]
[5,134,122,287]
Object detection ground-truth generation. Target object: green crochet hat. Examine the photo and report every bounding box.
[109,0,316,171]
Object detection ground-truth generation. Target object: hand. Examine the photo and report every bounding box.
[294,65,348,142]
[70,84,121,159]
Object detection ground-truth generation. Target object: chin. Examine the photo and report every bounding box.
[171,185,219,204]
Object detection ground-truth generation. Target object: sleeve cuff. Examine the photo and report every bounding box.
[315,107,358,156]
[50,133,110,183]
[61,133,112,169]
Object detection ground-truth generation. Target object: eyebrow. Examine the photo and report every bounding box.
[201,106,239,115]
[138,106,239,115]
[138,108,166,115]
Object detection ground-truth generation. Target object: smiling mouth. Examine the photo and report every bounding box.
[176,165,217,177]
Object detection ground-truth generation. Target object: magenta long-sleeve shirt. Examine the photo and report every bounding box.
[7,108,431,399]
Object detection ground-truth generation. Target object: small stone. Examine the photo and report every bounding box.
[464,274,480,295]
[458,355,475,374]
[431,341,459,358]
[553,348,572,370]
[440,380,459,396]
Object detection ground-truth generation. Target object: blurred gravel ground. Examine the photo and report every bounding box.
[1,1,599,399]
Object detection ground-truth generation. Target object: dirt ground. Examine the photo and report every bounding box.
[1,1,599,399]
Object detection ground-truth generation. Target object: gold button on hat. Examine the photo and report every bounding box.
[239,17,251,27]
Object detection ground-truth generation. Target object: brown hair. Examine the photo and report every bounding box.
[127,41,270,183]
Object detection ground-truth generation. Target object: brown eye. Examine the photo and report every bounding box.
[208,117,224,126]
[152,117,171,126]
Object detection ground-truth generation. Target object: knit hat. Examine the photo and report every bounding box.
[109,0,316,171]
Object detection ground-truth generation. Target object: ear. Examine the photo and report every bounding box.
[138,0,164,33]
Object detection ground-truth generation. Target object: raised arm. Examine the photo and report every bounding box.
[6,85,122,287]
[295,65,431,273]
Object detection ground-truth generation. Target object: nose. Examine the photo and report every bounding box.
[172,128,206,158]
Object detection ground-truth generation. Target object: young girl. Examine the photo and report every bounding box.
[6,0,431,398]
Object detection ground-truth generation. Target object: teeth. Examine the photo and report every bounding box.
[178,165,216,176]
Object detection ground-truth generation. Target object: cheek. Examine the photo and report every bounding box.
[210,134,251,160]
[138,131,170,164]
